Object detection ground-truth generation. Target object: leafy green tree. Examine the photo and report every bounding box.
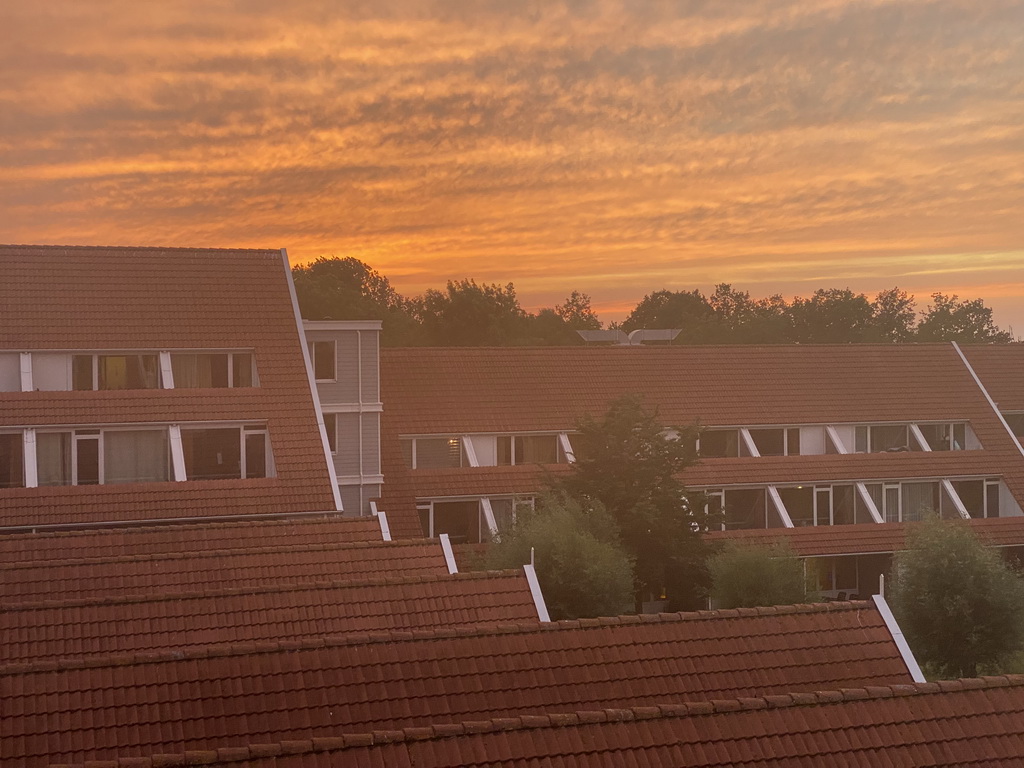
[708,284,791,343]
[889,517,1024,677]
[555,291,602,330]
[485,494,634,620]
[414,279,528,346]
[709,541,806,609]
[291,256,420,345]
[915,293,1013,343]
[558,394,716,611]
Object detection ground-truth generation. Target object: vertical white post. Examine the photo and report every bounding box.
[159,351,175,389]
[168,425,187,481]
[19,352,32,392]
[23,429,38,487]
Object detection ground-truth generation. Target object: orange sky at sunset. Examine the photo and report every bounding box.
[2,1,1022,330]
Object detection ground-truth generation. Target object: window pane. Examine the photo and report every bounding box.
[72,355,94,390]
[104,430,169,484]
[515,435,558,464]
[432,500,481,544]
[723,488,765,530]
[497,436,513,466]
[918,423,951,451]
[1003,414,1024,439]
[182,428,241,480]
[779,486,813,527]
[324,413,337,453]
[76,437,100,485]
[312,341,335,381]
[98,355,159,390]
[171,353,230,388]
[37,432,71,486]
[701,430,738,458]
[415,438,462,469]
[232,353,253,387]
[986,481,1000,518]
[871,425,909,452]
[815,488,832,526]
[749,429,785,457]
[245,433,267,478]
[855,427,868,453]
[884,486,900,523]
[833,485,855,525]
[902,482,938,522]
[0,433,24,488]
[787,428,801,456]
[952,480,983,518]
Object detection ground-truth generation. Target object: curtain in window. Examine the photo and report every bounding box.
[171,354,213,388]
[37,432,71,486]
[902,482,938,522]
[104,430,169,483]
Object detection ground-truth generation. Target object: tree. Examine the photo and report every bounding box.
[485,494,634,620]
[915,293,1013,343]
[869,287,917,342]
[557,395,716,611]
[709,541,806,609]
[788,288,874,343]
[889,517,1024,678]
[708,284,791,343]
[291,256,420,345]
[414,279,528,346]
[621,289,720,343]
[555,291,602,330]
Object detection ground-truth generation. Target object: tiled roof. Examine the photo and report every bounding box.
[709,516,1024,557]
[0,569,540,663]
[380,344,1024,521]
[2,602,913,765]
[0,245,338,524]
[0,538,448,605]
[961,343,1024,412]
[0,515,382,561]
[48,676,1024,767]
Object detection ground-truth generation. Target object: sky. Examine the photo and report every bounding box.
[2,1,1023,330]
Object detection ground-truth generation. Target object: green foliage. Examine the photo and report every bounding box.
[789,288,874,343]
[558,395,716,611]
[555,291,602,330]
[869,287,917,342]
[415,279,528,346]
[485,494,634,620]
[709,541,807,609]
[916,293,1013,343]
[621,289,718,342]
[889,517,1024,678]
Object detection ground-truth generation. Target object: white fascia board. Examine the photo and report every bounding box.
[908,423,931,452]
[825,425,849,454]
[377,508,392,541]
[856,482,885,524]
[941,478,971,520]
[303,320,383,332]
[281,248,344,512]
[767,486,794,528]
[20,352,32,392]
[523,563,551,622]
[462,436,480,467]
[480,497,499,537]
[158,351,175,389]
[739,428,761,458]
[873,593,926,683]
[952,341,1024,460]
[168,425,187,481]
[439,533,459,574]
[23,429,37,487]
[558,433,576,463]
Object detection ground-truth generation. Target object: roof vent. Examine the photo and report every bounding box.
[577,329,682,346]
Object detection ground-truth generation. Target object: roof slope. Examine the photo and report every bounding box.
[0,515,382,561]
[0,538,448,605]
[961,343,1024,412]
[0,245,338,524]
[3,602,914,765]
[69,676,1024,768]
[0,569,539,663]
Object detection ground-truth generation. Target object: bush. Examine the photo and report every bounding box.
[485,494,634,620]
[889,517,1024,678]
[709,541,806,609]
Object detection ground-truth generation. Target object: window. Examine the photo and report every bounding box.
[171,352,254,388]
[748,428,800,457]
[418,500,482,543]
[181,425,271,480]
[407,437,464,469]
[918,423,967,451]
[700,429,739,458]
[0,433,24,488]
[0,354,20,392]
[323,413,338,453]
[311,341,336,381]
[721,488,767,530]
[1004,413,1024,440]
[779,486,814,527]
[36,428,169,485]
[72,354,160,390]
[856,424,910,453]
[497,434,561,465]
[951,478,1001,518]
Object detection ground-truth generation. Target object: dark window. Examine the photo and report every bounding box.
[723,488,766,530]
[232,353,254,387]
[953,479,983,518]
[986,480,1000,518]
[779,486,814,527]
[872,425,909,452]
[787,428,801,456]
[497,436,513,465]
[1004,414,1024,439]
[182,428,242,480]
[312,341,335,381]
[701,429,738,458]
[0,433,24,488]
[415,438,463,469]
[833,485,856,525]
[97,355,160,390]
[244,432,267,479]
[324,413,338,453]
[76,436,100,485]
[432,500,481,543]
[514,435,559,464]
[749,428,785,456]
[72,355,94,391]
